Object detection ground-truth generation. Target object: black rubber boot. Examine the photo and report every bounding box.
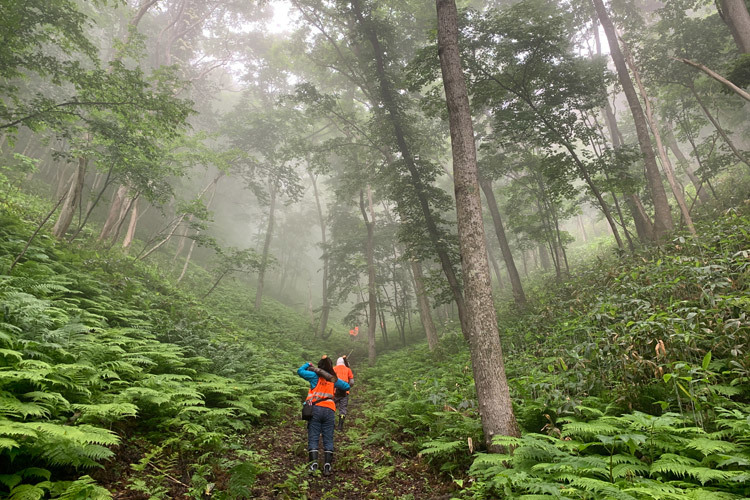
[308,449,319,473]
[323,451,333,476]
[338,415,345,431]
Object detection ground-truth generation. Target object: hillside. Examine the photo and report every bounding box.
[3,187,749,498]
[0,191,352,498]
[3,0,750,498]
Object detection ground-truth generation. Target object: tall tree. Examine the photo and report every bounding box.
[478,174,526,307]
[436,0,520,447]
[359,187,377,365]
[348,0,469,331]
[592,0,674,242]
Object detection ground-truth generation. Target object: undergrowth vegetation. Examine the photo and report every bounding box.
[0,191,332,498]
[362,203,750,498]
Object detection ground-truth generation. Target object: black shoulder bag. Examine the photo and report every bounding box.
[301,397,332,420]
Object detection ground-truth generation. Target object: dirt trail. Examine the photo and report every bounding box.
[246,389,457,499]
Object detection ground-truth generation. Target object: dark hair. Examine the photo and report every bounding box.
[342,356,350,368]
[318,356,334,374]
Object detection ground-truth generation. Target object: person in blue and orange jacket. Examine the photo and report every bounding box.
[333,356,354,431]
[297,355,350,475]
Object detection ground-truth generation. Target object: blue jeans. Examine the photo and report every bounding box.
[307,405,335,451]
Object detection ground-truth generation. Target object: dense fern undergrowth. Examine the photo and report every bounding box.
[362,202,750,498]
[0,191,344,498]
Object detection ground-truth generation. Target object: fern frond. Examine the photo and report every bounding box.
[650,454,740,484]
[0,395,50,419]
[0,437,19,449]
[8,482,47,500]
[684,437,739,456]
[0,348,23,362]
[612,463,649,479]
[32,423,120,446]
[565,476,638,500]
[561,418,620,438]
[72,403,138,422]
[419,438,466,457]
[56,475,112,500]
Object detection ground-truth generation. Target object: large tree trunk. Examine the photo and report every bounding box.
[254,183,277,310]
[99,185,129,241]
[437,0,520,447]
[623,46,696,235]
[350,0,468,332]
[411,260,439,351]
[52,157,86,238]
[718,0,750,53]
[360,187,377,365]
[309,171,331,337]
[122,198,138,250]
[593,0,674,242]
[55,162,75,201]
[478,176,526,307]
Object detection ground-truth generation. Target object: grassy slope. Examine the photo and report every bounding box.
[0,191,350,498]
[362,200,750,498]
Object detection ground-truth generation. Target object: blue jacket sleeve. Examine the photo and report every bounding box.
[297,363,319,389]
[334,378,350,391]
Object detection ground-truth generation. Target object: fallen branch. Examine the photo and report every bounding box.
[147,463,189,488]
[674,57,750,103]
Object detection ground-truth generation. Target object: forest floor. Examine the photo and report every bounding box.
[245,389,459,499]
[97,386,458,499]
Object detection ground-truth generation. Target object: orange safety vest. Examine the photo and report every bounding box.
[305,377,336,412]
[333,365,353,395]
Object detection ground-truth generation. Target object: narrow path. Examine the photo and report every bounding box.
[246,387,457,499]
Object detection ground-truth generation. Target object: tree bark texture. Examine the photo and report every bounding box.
[437,0,520,446]
[718,0,750,53]
[592,0,674,241]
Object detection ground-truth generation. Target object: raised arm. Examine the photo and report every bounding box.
[297,363,319,388]
[333,378,350,391]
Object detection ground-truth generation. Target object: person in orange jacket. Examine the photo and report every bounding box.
[333,356,354,430]
[297,356,350,475]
